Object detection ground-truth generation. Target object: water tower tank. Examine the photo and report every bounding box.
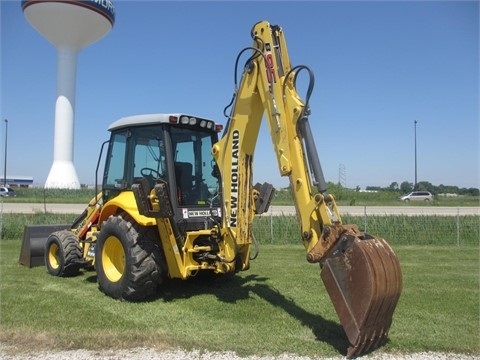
[22,0,115,189]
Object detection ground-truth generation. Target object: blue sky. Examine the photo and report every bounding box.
[1,0,479,189]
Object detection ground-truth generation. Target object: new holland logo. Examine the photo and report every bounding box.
[230,129,239,227]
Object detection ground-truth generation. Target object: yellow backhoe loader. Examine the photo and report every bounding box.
[20,21,402,357]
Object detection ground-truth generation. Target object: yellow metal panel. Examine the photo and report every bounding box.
[99,191,156,226]
[155,218,185,279]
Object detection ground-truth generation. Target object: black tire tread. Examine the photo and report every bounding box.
[96,213,166,301]
[45,230,82,277]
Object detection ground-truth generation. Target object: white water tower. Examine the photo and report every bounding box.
[22,0,115,189]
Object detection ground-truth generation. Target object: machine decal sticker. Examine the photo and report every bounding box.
[188,210,211,217]
[230,129,239,227]
[264,43,276,84]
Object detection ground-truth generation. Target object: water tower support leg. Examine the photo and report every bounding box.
[45,47,81,189]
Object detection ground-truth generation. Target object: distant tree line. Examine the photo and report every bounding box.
[364,181,479,196]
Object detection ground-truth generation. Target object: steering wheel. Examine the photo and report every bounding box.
[140,167,161,179]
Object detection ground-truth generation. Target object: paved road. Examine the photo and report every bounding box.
[0,202,478,216]
[266,205,480,216]
[0,203,88,214]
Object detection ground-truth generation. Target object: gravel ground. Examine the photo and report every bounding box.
[0,346,478,360]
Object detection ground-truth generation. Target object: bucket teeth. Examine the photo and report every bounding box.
[347,330,388,358]
[320,233,402,358]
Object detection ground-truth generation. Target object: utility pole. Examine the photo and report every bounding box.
[3,119,7,186]
[338,163,346,188]
[414,120,418,190]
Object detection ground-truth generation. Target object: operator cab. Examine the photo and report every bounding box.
[102,113,223,231]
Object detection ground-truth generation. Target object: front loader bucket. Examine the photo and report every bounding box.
[19,224,70,267]
[320,234,402,358]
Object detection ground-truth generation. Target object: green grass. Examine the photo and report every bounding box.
[1,188,97,204]
[1,239,478,357]
[3,187,479,206]
[253,214,480,247]
[0,213,79,240]
[2,213,479,247]
[272,186,479,206]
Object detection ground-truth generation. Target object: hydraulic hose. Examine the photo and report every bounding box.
[297,115,327,194]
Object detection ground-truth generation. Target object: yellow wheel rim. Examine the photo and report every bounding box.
[47,242,60,270]
[102,235,125,282]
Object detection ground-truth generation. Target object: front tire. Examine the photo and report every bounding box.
[45,230,82,277]
[95,213,165,301]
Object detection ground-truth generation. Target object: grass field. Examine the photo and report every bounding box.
[0,239,478,358]
[4,187,480,207]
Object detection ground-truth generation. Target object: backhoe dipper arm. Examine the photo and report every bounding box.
[213,21,342,263]
[213,21,402,358]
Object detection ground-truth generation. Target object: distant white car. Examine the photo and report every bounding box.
[0,186,16,197]
[400,191,433,202]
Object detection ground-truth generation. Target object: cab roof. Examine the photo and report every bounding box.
[108,113,217,131]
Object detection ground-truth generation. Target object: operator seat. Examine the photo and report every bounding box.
[174,162,193,204]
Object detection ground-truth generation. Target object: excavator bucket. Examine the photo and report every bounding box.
[320,233,402,358]
[19,224,70,267]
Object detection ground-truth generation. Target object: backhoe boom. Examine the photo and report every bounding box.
[213,21,402,357]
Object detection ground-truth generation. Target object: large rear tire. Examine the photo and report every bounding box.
[95,213,166,301]
[45,230,82,277]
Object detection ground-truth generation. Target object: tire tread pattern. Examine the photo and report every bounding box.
[96,213,166,301]
[45,230,82,277]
